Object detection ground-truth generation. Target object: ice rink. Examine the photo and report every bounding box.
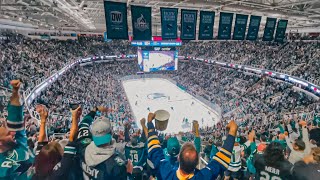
[122,78,220,133]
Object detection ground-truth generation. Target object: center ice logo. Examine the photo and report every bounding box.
[147,93,167,100]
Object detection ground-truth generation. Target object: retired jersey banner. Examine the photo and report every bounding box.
[218,12,234,40]
[198,11,215,40]
[180,9,198,40]
[104,1,128,39]
[131,5,152,40]
[233,14,248,40]
[160,8,178,39]
[274,19,288,42]
[246,15,261,40]
[263,17,277,41]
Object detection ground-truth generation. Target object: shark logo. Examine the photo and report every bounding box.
[7,149,19,160]
[134,14,149,31]
[147,93,167,100]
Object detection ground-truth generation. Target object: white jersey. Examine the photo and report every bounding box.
[228,141,250,172]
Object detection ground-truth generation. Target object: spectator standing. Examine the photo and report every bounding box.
[0,80,33,179]
[254,142,293,179]
[147,112,237,180]
[79,107,133,180]
[292,147,320,180]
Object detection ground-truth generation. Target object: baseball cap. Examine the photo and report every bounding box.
[91,117,112,146]
[167,137,181,156]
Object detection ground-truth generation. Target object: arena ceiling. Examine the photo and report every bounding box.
[0,0,320,33]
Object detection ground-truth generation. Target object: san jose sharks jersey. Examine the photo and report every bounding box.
[0,104,33,180]
[254,154,293,180]
[228,141,250,172]
[125,142,147,167]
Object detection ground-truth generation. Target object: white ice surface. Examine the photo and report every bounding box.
[122,78,220,134]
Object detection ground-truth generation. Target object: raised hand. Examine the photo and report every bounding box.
[126,159,133,174]
[192,120,199,131]
[248,130,255,142]
[140,118,146,127]
[192,120,200,137]
[148,112,155,123]
[69,106,82,142]
[10,80,21,90]
[71,106,82,122]
[226,120,238,137]
[36,104,49,121]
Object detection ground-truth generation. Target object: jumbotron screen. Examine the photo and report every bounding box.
[137,46,178,72]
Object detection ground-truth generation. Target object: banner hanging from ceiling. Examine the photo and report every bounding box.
[180,9,198,40]
[233,14,248,40]
[218,12,234,40]
[263,17,277,41]
[274,19,288,42]
[131,5,152,40]
[198,11,215,40]
[104,1,128,39]
[246,15,261,40]
[160,8,178,40]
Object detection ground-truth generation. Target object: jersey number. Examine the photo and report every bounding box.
[78,129,89,139]
[130,153,139,163]
[260,171,281,180]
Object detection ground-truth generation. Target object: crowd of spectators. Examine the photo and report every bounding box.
[0,32,135,91]
[32,61,138,134]
[0,32,320,180]
[179,40,320,81]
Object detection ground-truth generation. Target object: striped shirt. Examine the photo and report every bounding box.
[228,141,250,172]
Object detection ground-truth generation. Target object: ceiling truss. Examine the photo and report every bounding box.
[0,0,319,33]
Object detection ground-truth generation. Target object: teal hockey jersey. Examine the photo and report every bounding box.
[0,104,33,179]
[125,142,147,167]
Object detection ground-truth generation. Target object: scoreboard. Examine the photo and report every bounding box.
[138,46,178,72]
[134,41,180,72]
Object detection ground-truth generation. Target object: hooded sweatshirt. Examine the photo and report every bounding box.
[85,140,116,167]
[80,139,127,180]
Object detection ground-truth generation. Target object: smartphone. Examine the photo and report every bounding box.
[69,103,80,110]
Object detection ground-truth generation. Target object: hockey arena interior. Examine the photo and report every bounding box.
[0,0,320,180]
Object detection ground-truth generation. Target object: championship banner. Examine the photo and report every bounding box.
[246,15,261,40]
[274,19,288,42]
[263,17,277,41]
[180,9,198,40]
[104,1,128,39]
[233,14,248,40]
[218,12,234,40]
[198,11,215,40]
[131,5,152,40]
[160,8,178,40]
